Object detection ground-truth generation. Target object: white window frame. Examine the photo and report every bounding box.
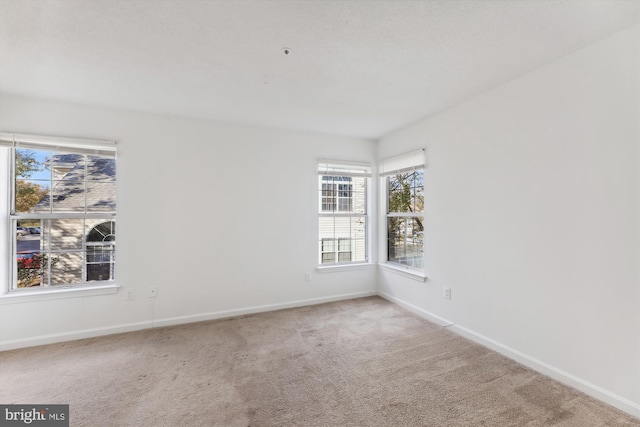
[317,160,371,268]
[380,149,426,277]
[0,133,117,297]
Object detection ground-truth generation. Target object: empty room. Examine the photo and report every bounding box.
[0,0,638,426]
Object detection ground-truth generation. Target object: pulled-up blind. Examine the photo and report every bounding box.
[318,160,372,177]
[0,132,116,157]
[379,149,424,176]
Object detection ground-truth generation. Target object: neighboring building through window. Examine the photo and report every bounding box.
[86,221,116,282]
[320,237,352,264]
[318,161,370,265]
[0,133,116,291]
[381,150,425,269]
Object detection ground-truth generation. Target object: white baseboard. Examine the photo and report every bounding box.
[378,291,454,326]
[451,324,640,418]
[378,291,640,419]
[0,320,153,352]
[151,291,375,328]
[0,291,374,352]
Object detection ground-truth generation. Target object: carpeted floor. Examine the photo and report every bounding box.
[0,296,638,426]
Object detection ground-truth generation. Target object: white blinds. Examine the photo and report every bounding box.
[318,160,372,177]
[379,149,424,176]
[0,132,116,157]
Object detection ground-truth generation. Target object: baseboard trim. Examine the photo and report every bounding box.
[0,291,375,352]
[0,320,153,352]
[151,291,376,328]
[378,292,640,419]
[378,291,454,327]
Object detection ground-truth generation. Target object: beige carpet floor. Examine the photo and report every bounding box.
[0,296,638,426]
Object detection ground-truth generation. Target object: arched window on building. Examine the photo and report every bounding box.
[86,221,115,282]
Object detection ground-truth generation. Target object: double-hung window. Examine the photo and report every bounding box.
[318,161,370,266]
[381,150,425,270]
[0,133,117,292]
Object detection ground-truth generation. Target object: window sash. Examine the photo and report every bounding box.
[10,218,117,288]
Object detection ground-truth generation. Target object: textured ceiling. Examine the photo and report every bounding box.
[1,0,638,139]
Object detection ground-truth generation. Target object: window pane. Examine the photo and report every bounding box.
[319,217,335,240]
[320,181,335,212]
[87,262,113,282]
[388,174,408,213]
[350,217,366,263]
[87,155,116,181]
[351,177,366,214]
[16,251,43,288]
[318,216,366,264]
[86,245,115,281]
[15,148,51,214]
[46,252,83,286]
[411,170,424,213]
[86,247,111,263]
[338,238,351,251]
[320,176,357,214]
[387,217,423,268]
[338,252,352,262]
[334,216,351,235]
[52,180,86,212]
[321,253,336,264]
[338,197,352,212]
[321,239,335,252]
[44,219,84,250]
[15,218,43,288]
[86,182,117,212]
[15,179,50,213]
[52,154,85,181]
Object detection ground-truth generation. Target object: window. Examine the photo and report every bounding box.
[1,133,116,291]
[318,161,370,265]
[381,150,424,269]
[320,238,352,264]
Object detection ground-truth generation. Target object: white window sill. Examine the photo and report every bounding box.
[316,263,374,274]
[378,263,427,282]
[0,283,120,304]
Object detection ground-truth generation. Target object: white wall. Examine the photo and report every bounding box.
[0,93,377,348]
[377,24,640,414]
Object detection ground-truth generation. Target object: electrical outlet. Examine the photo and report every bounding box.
[444,287,451,300]
[304,272,312,282]
[148,286,158,298]
[125,289,135,301]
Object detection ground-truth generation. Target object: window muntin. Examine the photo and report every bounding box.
[2,135,116,291]
[318,161,370,266]
[382,150,425,270]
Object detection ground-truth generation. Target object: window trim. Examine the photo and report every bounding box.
[0,283,119,304]
[1,133,117,296]
[317,160,371,268]
[380,149,425,273]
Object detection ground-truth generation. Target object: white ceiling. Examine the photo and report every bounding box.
[1,0,638,139]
